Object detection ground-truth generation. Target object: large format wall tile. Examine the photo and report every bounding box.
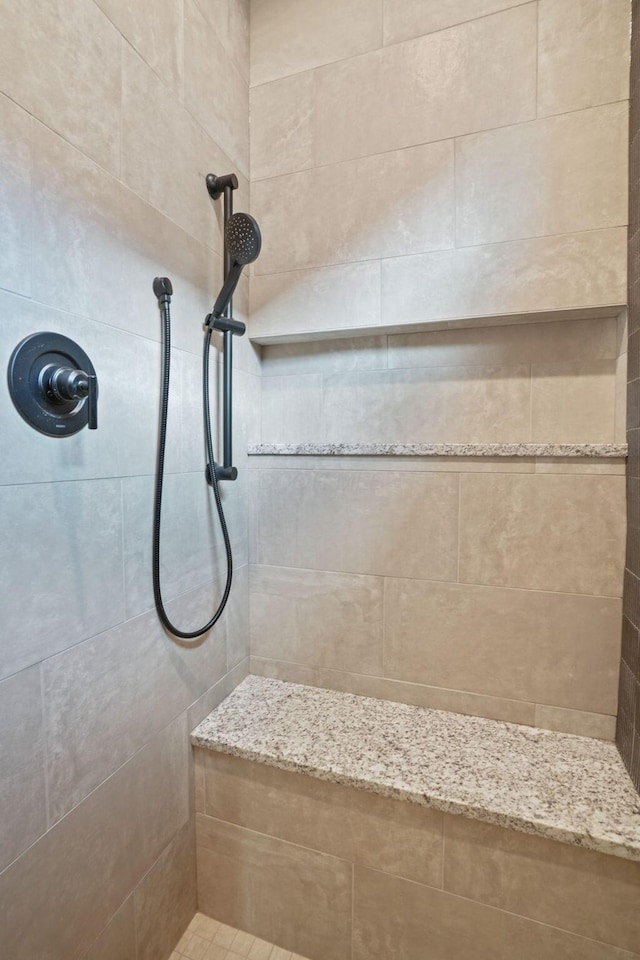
[255,468,459,579]
[313,5,537,167]
[0,716,188,960]
[261,374,323,443]
[184,0,249,176]
[200,751,443,887]
[262,336,388,378]
[122,472,247,619]
[121,46,247,252]
[382,0,531,45]
[0,666,46,872]
[251,261,381,341]
[0,479,124,681]
[456,103,628,246]
[0,292,181,487]
[134,822,197,960]
[538,0,631,117]
[383,227,627,324]
[43,583,227,824]
[458,473,626,596]
[250,565,384,674]
[250,71,315,180]
[0,93,32,297]
[193,0,249,82]
[531,360,617,442]
[384,579,621,712]
[321,365,532,444]
[95,0,182,90]
[443,816,640,953]
[250,654,538,725]
[387,317,618,369]
[82,898,136,960]
[253,141,454,275]
[250,0,382,86]
[196,815,352,960]
[353,866,637,960]
[0,0,121,173]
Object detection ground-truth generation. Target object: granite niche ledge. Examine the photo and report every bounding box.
[192,676,640,863]
[248,442,628,458]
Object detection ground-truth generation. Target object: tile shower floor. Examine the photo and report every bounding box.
[173,913,311,960]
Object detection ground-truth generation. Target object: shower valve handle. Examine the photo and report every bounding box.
[43,365,99,430]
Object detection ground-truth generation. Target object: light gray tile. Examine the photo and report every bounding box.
[251,261,381,341]
[32,123,124,328]
[458,473,626,597]
[456,103,628,246]
[82,897,136,960]
[531,360,617,443]
[538,0,631,117]
[321,365,531,444]
[250,565,384,674]
[0,479,124,680]
[257,468,459,579]
[0,0,121,172]
[250,0,382,86]
[134,821,197,960]
[193,0,249,81]
[43,581,227,824]
[196,815,352,960]
[122,471,246,619]
[534,705,617,741]
[184,0,249,176]
[382,0,531,45]
[314,5,536,166]
[250,655,537,726]
[0,290,181,486]
[187,657,249,731]
[387,317,618,369]
[261,374,323,443]
[0,715,188,960]
[262,336,387,377]
[226,563,250,669]
[0,92,32,297]
[251,71,315,180]
[382,228,627,325]
[121,46,248,252]
[253,141,454,275]
[384,579,622,714]
[0,666,46,872]
[95,0,183,90]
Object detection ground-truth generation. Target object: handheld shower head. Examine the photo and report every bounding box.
[212,212,261,318]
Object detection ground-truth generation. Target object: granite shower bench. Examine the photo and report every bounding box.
[191,676,640,960]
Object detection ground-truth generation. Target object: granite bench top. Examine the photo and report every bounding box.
[248,442,628,458]
[191,676,640,862]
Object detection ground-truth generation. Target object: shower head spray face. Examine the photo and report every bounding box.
[211,213,262,319]
[226,212,262,266]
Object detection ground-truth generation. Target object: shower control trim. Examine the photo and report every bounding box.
[7,332,98,436]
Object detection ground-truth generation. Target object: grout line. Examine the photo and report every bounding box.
[249,0,536,91]
[252,224,628,280]
[38,662,51,831]
[250,99,628,185]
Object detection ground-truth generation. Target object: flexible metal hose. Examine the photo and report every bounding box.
[152,300,233,638]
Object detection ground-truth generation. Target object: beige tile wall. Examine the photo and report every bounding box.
[0,0,256,958]
[250,0,630,340]
[252,317,627,738]
[195,750,640,960]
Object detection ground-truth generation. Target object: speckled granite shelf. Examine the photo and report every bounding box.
[192,676,640,862]
[248,442,628,458]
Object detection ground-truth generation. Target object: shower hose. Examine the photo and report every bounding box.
[152,295,233,639]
